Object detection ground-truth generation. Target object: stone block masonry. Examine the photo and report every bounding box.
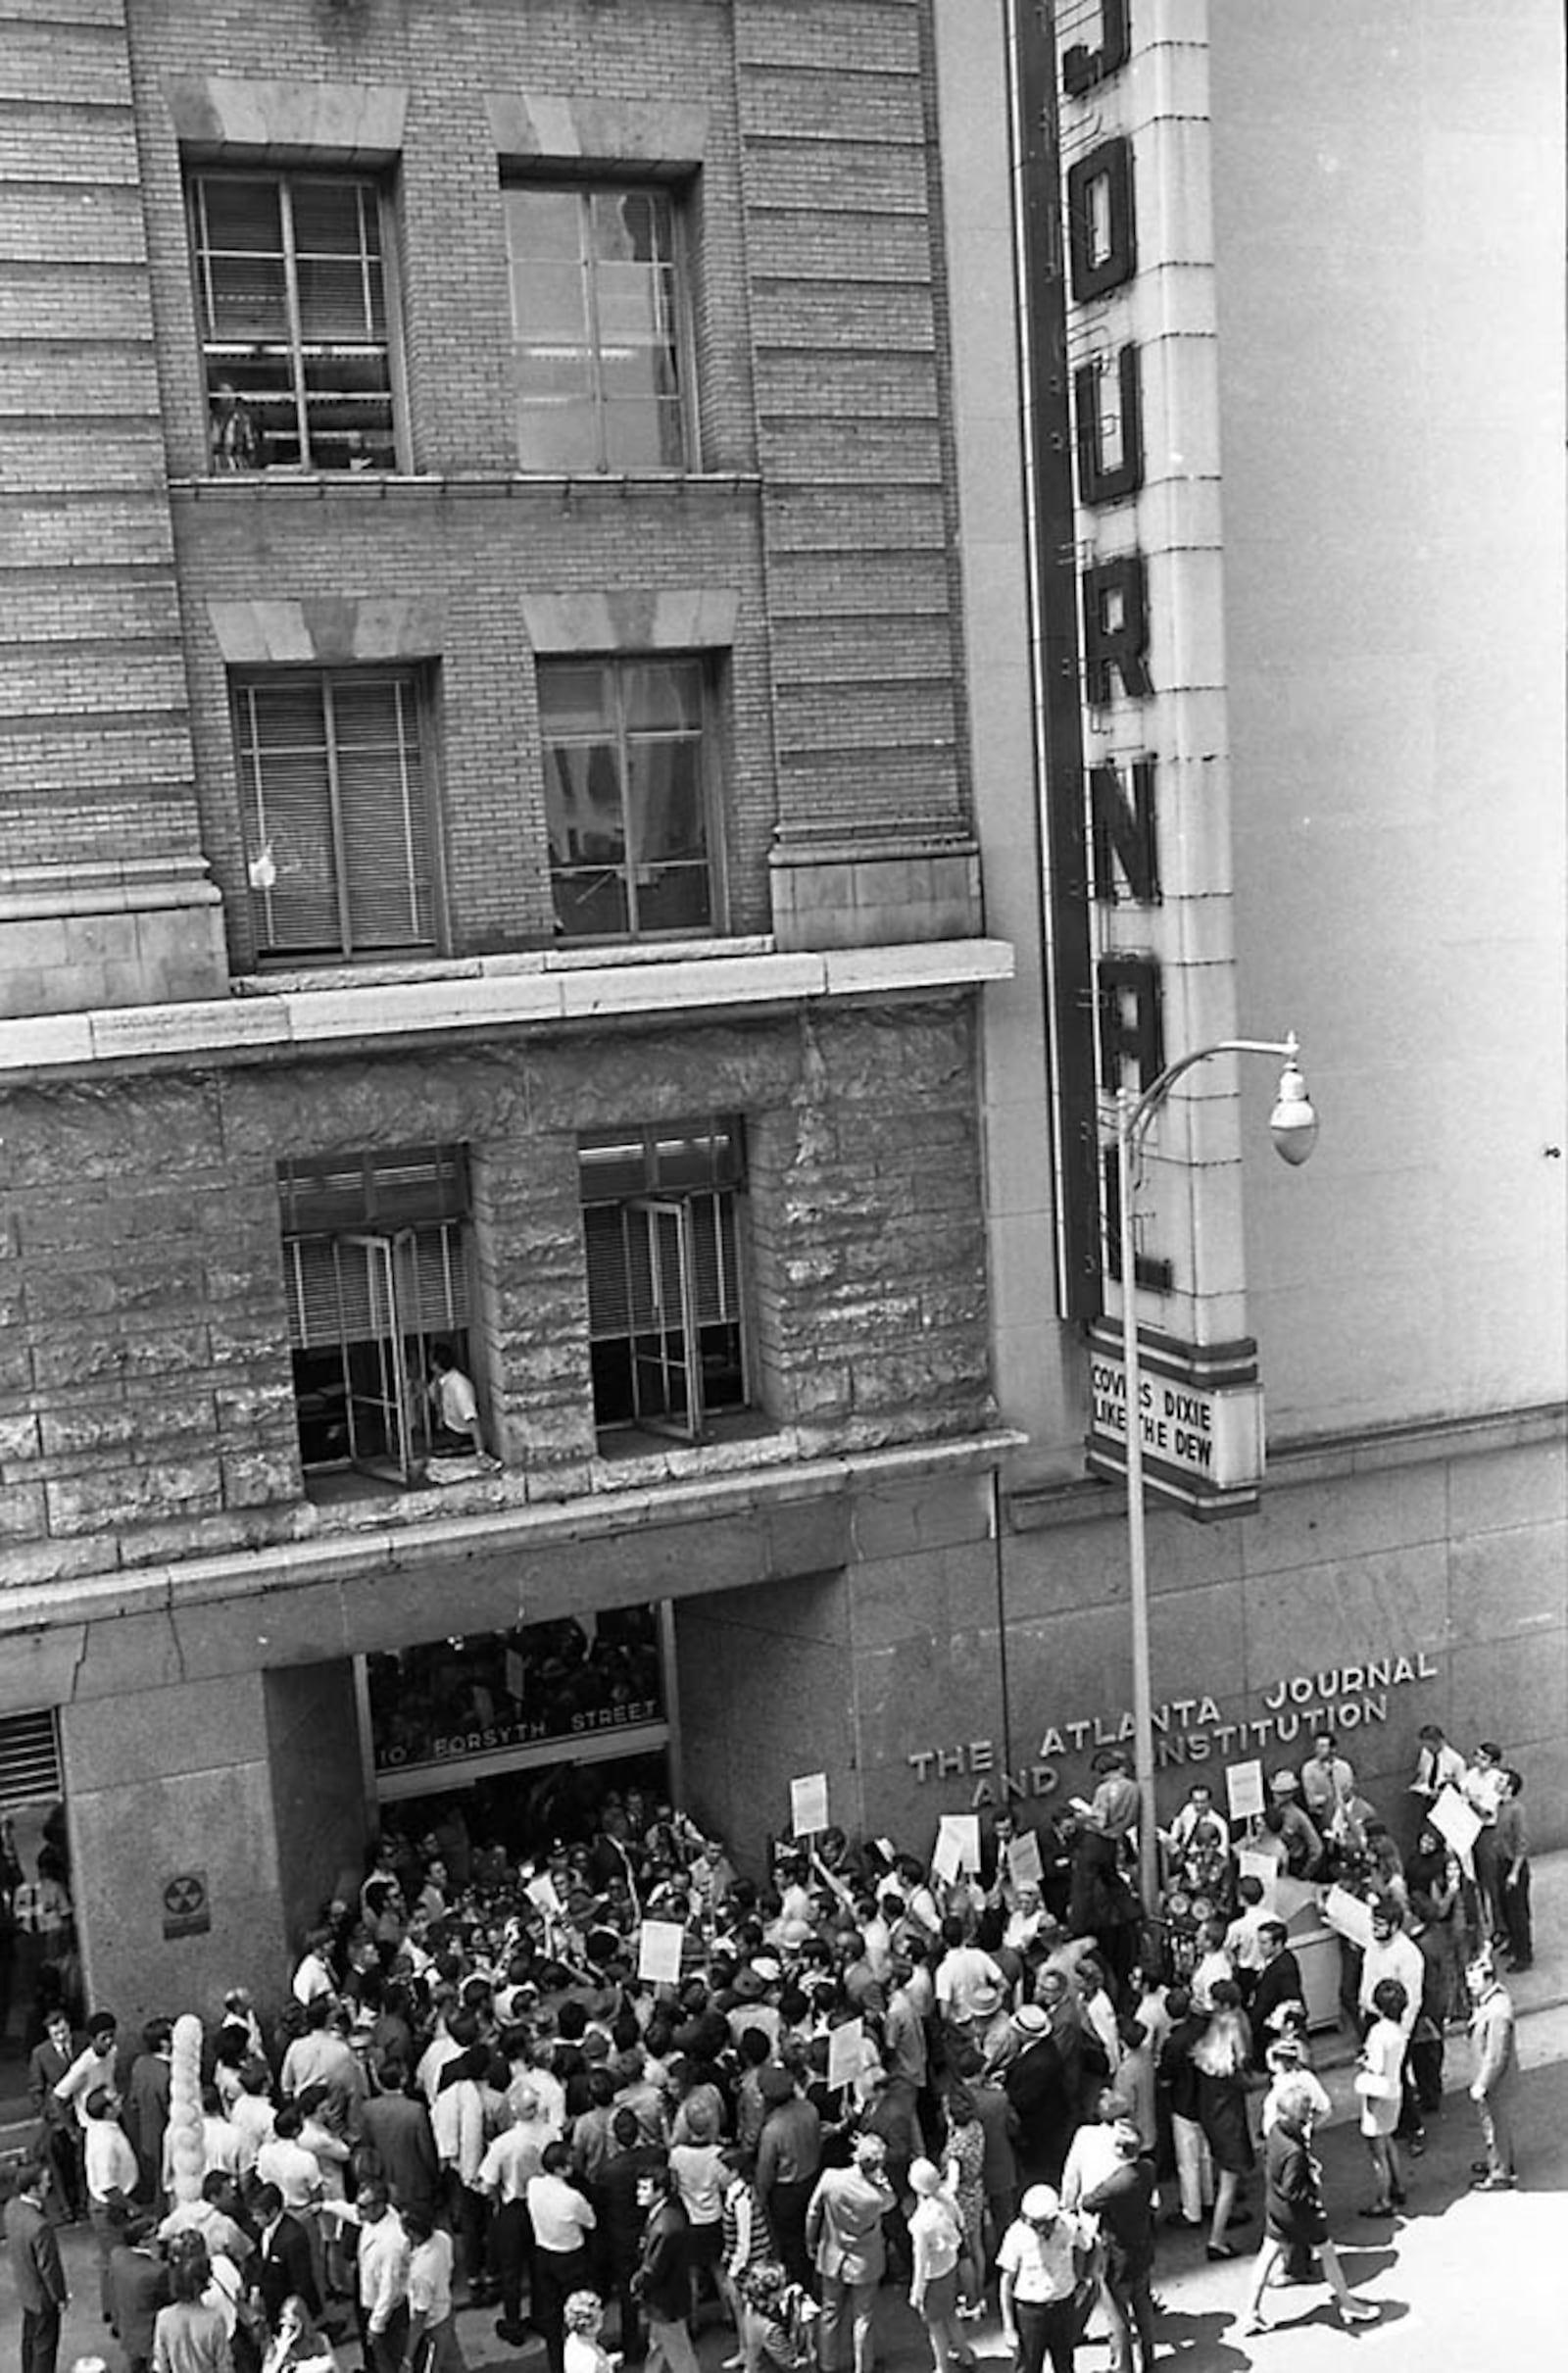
[0,995,993,1581]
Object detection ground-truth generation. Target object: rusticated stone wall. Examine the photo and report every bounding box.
[0,996,994,1586]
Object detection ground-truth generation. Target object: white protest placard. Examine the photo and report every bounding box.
[1236,1848,1277,1906]
[637,1918,685,1987]
[932,1822,963,1886]
[1007,1829,1044,1890]
[826,2017,864,2094]
[1321,1885,1375,1953]
[1226,1758,1266,1824]
[525,1871,564,1917]
[1429,1784,1481,1858]
[791,1772,829,1838]
[938,1812,982,1876]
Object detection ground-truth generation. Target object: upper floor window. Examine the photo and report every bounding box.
[189,172,398,471]
[235,669,438,963]
[540,657,715,940]
[279,1145,476,1486]
[505,184,687,470]
[580,1120,749,1440]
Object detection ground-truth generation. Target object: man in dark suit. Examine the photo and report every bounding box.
[1249,1921,1305,2065]
[1003,2004,1073,2187]
[359,2059,440,2222]
[123,2020,173,2207]
[109,2212,172,2373]
[250,2181,321,2332]
[5,2156,69,2373]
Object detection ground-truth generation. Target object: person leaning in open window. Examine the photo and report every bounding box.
[426,1346,486,1459]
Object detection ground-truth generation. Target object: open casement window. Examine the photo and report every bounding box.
[580,1120,748,1441]
[235,671,437,962]
[190,171,397,471]
[506,183,688,470]
[541,657,715,941]
[280,1147,471,1485]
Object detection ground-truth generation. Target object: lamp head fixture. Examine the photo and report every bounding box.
[1269,1042,1318,1166]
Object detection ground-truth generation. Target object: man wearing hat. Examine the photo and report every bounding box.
[1003,2007,1072,2190]
[997,2185,1091,2373]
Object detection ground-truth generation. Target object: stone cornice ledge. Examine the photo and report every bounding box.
[1006,1401,1568,1533]
[0,940,1014,1077]
[0,1431,1024,1640]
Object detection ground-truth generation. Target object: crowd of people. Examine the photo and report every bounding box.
[1,1717,1535,2373]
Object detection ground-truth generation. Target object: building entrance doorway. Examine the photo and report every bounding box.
[363,1603,676,1871]
[380,1748,671,1876]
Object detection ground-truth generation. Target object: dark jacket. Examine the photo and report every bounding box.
[110,2242,172,2361]
[599,2147,668,2269]
[1003,2036,1071,2181]
[1249,1953,1304,2064]
[1157,2014,1205,2124]
[1081,2154,1156,2270]
[5,2194,68,2313]
[358,2092,441,2221]
[1261,2120,1330,2248]
[635,2196,692,2325]
[253,2211,320,2323]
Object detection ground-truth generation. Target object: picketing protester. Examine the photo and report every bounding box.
[3,1714,1538,2373]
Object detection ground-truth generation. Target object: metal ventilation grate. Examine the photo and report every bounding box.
[0,1709,63,1811]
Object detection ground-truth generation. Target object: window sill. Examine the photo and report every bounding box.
[171,469,762,499]
[234,935,776,995]
[587,1418,805,1491]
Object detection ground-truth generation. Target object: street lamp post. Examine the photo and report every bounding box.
[1117,1034,1318,1916]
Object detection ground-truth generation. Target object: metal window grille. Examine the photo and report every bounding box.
[190,171,396,470]
[236,671,435,961]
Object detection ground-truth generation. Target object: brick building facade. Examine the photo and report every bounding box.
[0,0,1010,2034]
[1,0,1565,2051]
